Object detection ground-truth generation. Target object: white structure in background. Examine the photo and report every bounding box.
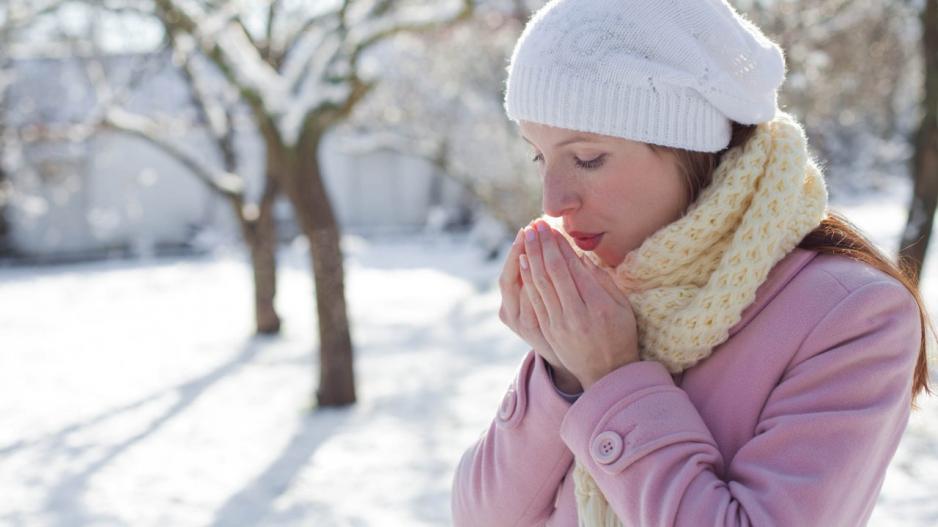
[2,52,473,261]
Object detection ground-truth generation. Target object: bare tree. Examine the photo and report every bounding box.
[83,37,284,335]
[93,0,475,407]
[899,0,938,283]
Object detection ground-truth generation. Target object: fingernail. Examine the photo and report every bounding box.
[524,226,536,241]
[535,221,548,233]
[519,254,529,270]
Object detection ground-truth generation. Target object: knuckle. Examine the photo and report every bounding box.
[543,247,561,264]
[542,256,560,275]
[571,315,590,333]
[532,272,550,289]
[519,312,539,331]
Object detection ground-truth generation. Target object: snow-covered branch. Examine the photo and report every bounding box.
[281,7,342,61]
[280,17,344,96]
[103,107,244,198]
[149,0,473,147]
[78,34,244,200]
[261,0,281,61]
[170,33,231,141]
[154,0,287,115]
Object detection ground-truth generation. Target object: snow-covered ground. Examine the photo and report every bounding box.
[1,183,936,526]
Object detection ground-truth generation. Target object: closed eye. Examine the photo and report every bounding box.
[531,153,606,170]
[576,155,605,169]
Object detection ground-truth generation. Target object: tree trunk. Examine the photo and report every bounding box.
[236,177,282,335]
[275,126,356,407]
[0,162,9,257]
[0,93,9,257]
[899,0,938,286]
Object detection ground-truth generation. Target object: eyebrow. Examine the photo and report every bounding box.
[520,134,600,149]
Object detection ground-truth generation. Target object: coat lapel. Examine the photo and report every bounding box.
[725,247,819,339]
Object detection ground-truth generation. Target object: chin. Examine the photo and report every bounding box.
[594,248,623,268]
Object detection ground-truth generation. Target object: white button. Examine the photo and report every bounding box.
[591,431,623,464]
[498,388,517,421]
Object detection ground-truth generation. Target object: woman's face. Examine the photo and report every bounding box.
[519,120,690,268]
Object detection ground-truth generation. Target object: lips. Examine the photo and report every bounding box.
[570,232,604,251]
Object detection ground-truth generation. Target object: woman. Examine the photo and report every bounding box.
[451,0,933,526]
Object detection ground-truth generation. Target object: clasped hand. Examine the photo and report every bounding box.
[498,218,640,390]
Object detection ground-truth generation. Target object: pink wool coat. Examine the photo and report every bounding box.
[452,248,921,526]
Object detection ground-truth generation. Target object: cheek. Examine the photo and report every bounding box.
[592,162,668,206]
[593,162,686,227]
[624,157,685,207]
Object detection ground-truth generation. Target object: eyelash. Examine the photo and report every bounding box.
[531,153,606,170]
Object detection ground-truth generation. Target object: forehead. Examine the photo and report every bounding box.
[519,121,608,147]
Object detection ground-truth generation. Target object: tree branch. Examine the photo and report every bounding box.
[348,0,474,68]
[170,32,238,169]
[77,30,244,201]
[282,7,342,60]
[103,107,244,199]
[261,0,281,63]
[153,0,282,142]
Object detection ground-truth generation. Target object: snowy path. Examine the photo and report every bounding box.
[1,196,936,526]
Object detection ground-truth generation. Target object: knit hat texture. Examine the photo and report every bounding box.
[504,0,788,152]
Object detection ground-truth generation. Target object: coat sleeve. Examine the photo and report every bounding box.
[559,279,921,527]
[451,349,574,526]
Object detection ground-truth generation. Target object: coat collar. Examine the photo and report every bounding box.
[725,247,819,339]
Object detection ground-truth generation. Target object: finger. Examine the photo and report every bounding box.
[518,284,540,332]
[499,228,525,285]
[567,249,612,305]
[583,255,630,305]
[552,229,596,300]
[523,223,563,324]
[551,230,631,309]
[498,228,526,318]
[537,221,584,316]
[519,252,552,331]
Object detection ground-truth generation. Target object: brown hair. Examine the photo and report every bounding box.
[649,122,933,409]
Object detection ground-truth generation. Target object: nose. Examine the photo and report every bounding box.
[541,168,580,218]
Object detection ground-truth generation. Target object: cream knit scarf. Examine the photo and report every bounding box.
[542,110,828,526]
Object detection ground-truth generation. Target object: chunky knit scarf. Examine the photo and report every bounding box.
[542,110,828,526]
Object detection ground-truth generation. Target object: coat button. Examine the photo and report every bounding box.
[498,388,517,421]
[591,431,623,465]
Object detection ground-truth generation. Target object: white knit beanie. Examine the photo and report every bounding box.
[504,0,787,152]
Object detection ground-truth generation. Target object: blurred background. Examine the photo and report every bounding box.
[1,0,936,525]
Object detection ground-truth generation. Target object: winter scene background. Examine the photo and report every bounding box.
[1,1,936,526]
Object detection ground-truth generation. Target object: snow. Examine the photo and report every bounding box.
[212,23,288,116]
[1,189,937,526]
